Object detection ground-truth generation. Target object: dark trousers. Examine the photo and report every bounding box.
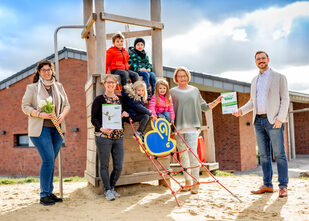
[138,71,156,93]
[111,69,139,86]
[131,114,150,133]
[95,136,124,191]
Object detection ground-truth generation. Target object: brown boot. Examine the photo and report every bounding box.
[191,184,199,194]
[181,180,192,192]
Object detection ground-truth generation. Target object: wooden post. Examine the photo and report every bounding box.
[95,0,106,83]
[288,102,296,159]
[83,0,96,79]
[125,24,130,48]
[151,0,163,77]
[204,111,216,163]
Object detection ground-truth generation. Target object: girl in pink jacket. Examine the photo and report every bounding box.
[149,79,175,123]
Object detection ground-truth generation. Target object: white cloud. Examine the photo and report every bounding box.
[164,1,309,50]
[231,29,248,41]
[162,1,309,83]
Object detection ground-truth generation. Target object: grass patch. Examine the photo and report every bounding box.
[298,176,309,180]
[0,177,39,185]
[212,170,235,176]
[63,176,86,182]
[0,176,85,185]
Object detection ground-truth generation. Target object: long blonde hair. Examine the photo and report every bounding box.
[133,80,147,102]
[155,79,171,106]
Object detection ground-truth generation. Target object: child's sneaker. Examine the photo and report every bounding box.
[133,131,144,143]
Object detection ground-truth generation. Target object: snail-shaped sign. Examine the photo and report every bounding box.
[144,118,176,156]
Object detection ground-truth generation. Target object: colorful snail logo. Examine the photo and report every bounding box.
[144,118,176,156]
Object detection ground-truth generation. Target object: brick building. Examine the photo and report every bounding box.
[0,47,308,177]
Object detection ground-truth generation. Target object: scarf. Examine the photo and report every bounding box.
[134,48,146,59]
[37,76,63,116]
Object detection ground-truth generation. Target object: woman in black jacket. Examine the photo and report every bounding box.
[91,75,129,201]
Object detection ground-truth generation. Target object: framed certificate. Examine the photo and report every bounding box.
[102,104,122,129]
[221,92,238,114]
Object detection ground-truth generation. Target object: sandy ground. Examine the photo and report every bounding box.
[0,174,309,221]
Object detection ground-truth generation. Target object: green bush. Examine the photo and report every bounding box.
[212,170,235,176]
[0,179,15,185]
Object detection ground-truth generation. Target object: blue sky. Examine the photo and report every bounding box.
[1,0,309,93]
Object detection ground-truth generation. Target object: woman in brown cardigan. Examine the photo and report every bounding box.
[22,60,70,206]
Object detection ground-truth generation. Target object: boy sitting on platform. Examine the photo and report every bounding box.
[106,32,139,87]
[129,38,156,99]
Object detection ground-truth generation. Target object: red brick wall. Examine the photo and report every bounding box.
[238,93,257,171]
[293,102,309,154]
[0,58,87,177]
[202,92,257,171]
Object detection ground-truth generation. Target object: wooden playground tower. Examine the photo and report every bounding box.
[81,0,218,187]
[82,0,168,186]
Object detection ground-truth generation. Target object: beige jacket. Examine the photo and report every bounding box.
[240,69,289,124]
[21,82,70,137]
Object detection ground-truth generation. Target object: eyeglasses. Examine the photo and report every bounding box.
[177,75,188,79]
[255,57,268,61]
[105,81,117,85]
[41,69,51,73]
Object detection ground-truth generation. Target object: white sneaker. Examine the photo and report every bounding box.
[111,188,120,198]
[104,190,115,201]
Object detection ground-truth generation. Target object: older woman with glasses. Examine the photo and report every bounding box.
[91,74,129,201]
[22,59,70,206]
[170,67,222,194]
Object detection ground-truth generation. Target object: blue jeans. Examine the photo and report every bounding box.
[95,136,124,191]
[254,117,288,188]
[138,71,156,93]
[30,127,63,197]
[157,111,171,123]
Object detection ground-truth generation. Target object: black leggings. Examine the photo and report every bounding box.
[95,136,124,191]
[111,69,139,86]
[131,114,150,133]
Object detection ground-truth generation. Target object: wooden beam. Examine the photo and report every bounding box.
[106,29,152,40]
[100,12,164,29]
[81,13,97,39]
[204,111,216,163]
[151,0,163,77]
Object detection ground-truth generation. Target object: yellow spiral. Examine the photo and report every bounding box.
[158,121,169,137]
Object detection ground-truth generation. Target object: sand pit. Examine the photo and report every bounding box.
[0,175,308,221]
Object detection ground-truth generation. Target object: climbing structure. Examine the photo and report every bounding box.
[129,118,241,207]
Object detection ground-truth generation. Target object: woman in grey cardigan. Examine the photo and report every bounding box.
[22,60,70,206]
[170,67,221,194]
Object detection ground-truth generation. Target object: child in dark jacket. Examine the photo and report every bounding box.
[106,32,139,86]
[122,80,152,140]
[129,38,156,98]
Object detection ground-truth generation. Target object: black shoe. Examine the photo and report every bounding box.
[49,193,63,202]
[40,196,55,206]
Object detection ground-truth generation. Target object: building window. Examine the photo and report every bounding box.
[14,134,34,147]
[14,134,65,148]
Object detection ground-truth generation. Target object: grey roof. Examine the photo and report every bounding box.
[1,47,308,103]
[0,46,251,93]
[0,47,87,90]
